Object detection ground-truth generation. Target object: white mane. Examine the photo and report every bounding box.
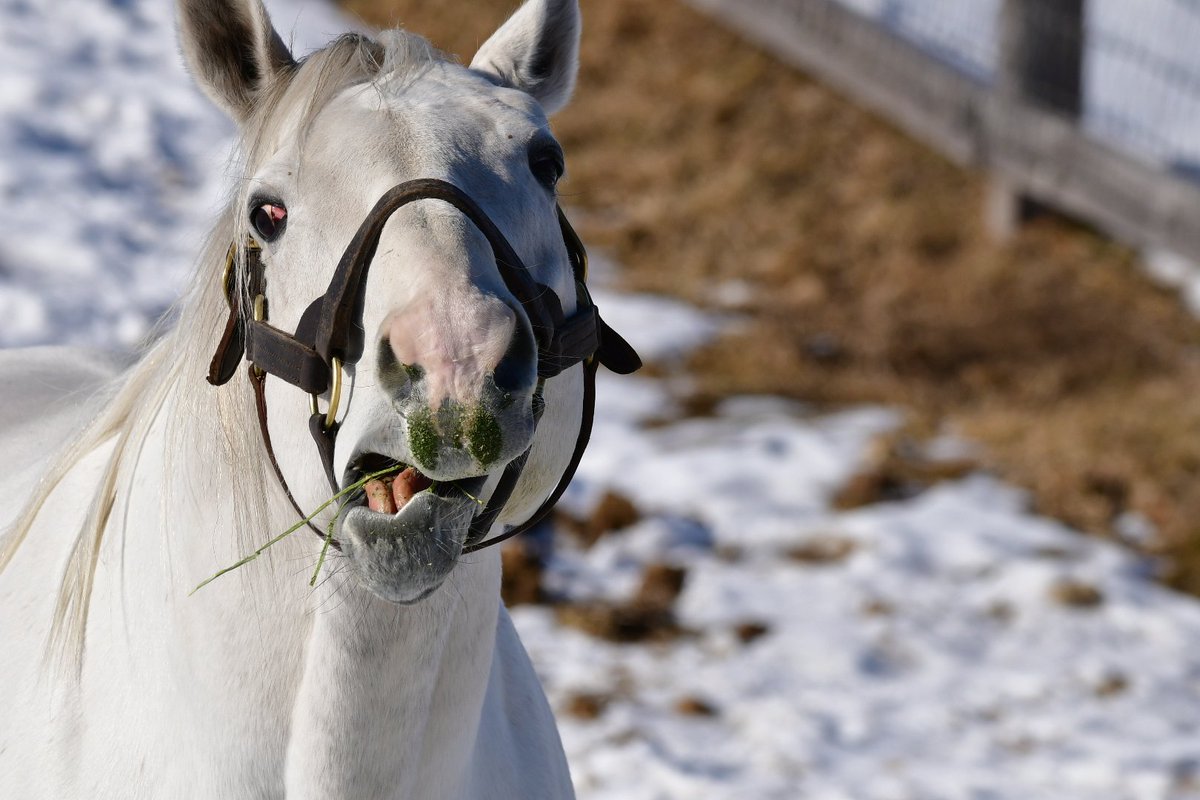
[0,30,444,670]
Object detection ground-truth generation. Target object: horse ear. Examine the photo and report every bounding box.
[469,0,580,116]
[176,0,296,122]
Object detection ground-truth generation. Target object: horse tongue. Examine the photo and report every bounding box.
[364,479,397,514]
[392,467,433,509]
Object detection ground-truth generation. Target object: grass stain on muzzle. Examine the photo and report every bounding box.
[408,407,440,471]
[406,403,506,473]
[466,407,503,468]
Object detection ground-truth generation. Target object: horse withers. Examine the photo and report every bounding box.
[0,1,632,796]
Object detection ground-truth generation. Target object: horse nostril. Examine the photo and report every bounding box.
[377,339,422,401]
[491,300,537,396]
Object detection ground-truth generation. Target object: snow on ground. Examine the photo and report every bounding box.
[3,1,1200,798]
[0,0,359,349]
[532,370,1200,797]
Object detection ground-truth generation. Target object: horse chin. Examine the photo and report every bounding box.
[337,483,483,604]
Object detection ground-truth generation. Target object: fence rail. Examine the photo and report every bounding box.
[684,0,1200,263]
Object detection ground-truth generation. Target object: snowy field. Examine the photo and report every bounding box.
[3,1,1200,798]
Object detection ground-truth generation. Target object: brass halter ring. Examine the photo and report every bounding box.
[309,357,343,431]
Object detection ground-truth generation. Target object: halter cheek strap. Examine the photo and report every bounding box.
[207,179,641,553]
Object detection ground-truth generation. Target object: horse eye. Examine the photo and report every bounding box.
[529,147,564,190]
[251,202,287,242]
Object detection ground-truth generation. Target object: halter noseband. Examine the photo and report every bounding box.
[207,178,641,554]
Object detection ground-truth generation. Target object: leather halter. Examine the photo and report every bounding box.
[206,178,641,554]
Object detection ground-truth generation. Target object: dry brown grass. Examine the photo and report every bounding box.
[340,0,1200,593]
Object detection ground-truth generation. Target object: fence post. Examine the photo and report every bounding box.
[987,0,1086,237]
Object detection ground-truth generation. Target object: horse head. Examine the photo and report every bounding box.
[178,0,637,603]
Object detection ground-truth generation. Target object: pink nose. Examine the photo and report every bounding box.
[383,295,517,407]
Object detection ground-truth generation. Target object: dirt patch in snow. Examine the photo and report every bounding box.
[502,538,693,644]
[556,490,642,549]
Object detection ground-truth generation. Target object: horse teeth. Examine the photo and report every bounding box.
[364,479,397,515]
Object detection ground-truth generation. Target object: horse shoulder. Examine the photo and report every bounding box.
[0,347,123,797]
[468,606,575,799]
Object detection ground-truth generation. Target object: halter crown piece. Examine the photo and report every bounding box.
[206,179,642,554]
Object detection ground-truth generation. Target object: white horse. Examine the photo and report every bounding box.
[0,0,626,796]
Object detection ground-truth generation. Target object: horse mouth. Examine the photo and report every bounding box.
[341,452,488,516]
[336,452,488,604]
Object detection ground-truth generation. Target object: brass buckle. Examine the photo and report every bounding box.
[220,237,262,308]
[220,242,237,309]
[309,357,343,431]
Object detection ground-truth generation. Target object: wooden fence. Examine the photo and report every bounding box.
[684,0,1200,264]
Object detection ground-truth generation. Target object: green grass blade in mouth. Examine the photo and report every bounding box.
[310,516,338,588]
[454,483,487,509]
[190,466,402,596]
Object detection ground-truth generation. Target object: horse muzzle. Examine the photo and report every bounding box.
[336,467,488,604]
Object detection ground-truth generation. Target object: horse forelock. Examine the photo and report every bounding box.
[240,31,443,166]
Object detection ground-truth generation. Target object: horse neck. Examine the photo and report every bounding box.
[108,369,505,795]
[284,563,502,797]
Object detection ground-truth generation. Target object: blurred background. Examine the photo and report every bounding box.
[5,0,1200,797]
